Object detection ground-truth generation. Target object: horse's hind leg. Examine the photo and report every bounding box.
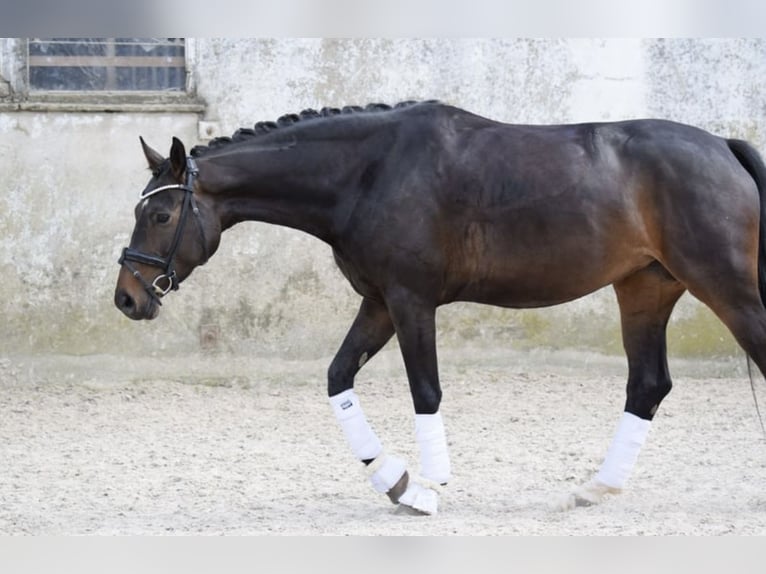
[327,298,414,504]
[682,276,766,385]
[560,262,686,509]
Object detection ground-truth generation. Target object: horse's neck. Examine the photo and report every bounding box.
[198,139,365,243]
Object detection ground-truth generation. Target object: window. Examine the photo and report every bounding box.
[27,38,187,92]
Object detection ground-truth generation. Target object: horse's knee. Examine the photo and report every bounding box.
[625,375,672,419]
[411,385,442,415]
[327,357,353,397]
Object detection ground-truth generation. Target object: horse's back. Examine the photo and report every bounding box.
[342,106,761,308]
[409,112,757,306]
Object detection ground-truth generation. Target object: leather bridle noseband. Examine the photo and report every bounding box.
[118,156,209,304]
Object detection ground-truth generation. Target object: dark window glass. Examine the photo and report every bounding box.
[28,38,186,92]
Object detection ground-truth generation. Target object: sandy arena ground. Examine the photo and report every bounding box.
[1,348,765,535]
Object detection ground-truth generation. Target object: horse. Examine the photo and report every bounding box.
[114,100,766,515]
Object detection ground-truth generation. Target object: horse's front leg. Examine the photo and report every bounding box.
[385,289,450,515]
[327,298,412,504]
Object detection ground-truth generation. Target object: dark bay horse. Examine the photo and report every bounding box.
[114,101,766,514]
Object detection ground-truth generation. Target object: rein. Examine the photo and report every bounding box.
[118,156,209,304]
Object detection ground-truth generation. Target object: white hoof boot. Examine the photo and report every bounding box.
[555,479,622,511]
[397,479,441,515]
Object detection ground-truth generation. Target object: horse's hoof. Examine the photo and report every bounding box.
[553,479,622,511]
[552,492,596,511]
[386,470,410,504]
[553,493,577,511]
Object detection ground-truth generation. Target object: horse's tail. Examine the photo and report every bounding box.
[728,138,766,308]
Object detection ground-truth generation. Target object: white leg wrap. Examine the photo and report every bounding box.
[329,389,383,461]
[398,479,440,515]
[366,453,407,494]
[595,411,651,489]
[392,412,450,515]
[415,412,451,484]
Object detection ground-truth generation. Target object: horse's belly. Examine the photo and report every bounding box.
[453,280,602,308]
[441,202,655,308]
[446,251,653,308]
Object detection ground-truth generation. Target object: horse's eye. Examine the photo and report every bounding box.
[155,213,171,224]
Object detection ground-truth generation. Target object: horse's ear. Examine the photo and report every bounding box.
[170,137,187,181]
[140,136,164,172]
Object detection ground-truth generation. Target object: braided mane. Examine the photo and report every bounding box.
[190,100,434,157]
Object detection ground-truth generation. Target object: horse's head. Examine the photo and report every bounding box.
[114,137,220,320]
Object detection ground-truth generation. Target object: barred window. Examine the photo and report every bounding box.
[28,38,186,92]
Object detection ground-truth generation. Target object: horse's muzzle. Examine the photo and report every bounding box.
[114,286,160,320]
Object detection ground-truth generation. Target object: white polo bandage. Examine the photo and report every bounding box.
[415,412,451,484]
[595,411,651,489]
[329,389,383,461]
[366,453,407,494]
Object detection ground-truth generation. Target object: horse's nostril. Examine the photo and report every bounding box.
[116,290,135,313]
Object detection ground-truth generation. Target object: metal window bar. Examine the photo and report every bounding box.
[27,38,186,92]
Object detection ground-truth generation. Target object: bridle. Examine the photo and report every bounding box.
[118,156,209,304]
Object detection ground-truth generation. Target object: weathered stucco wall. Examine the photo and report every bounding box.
[2,38,764,360]
[0,112,200,354]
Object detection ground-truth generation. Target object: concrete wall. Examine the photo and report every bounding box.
[2,38,764,360]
